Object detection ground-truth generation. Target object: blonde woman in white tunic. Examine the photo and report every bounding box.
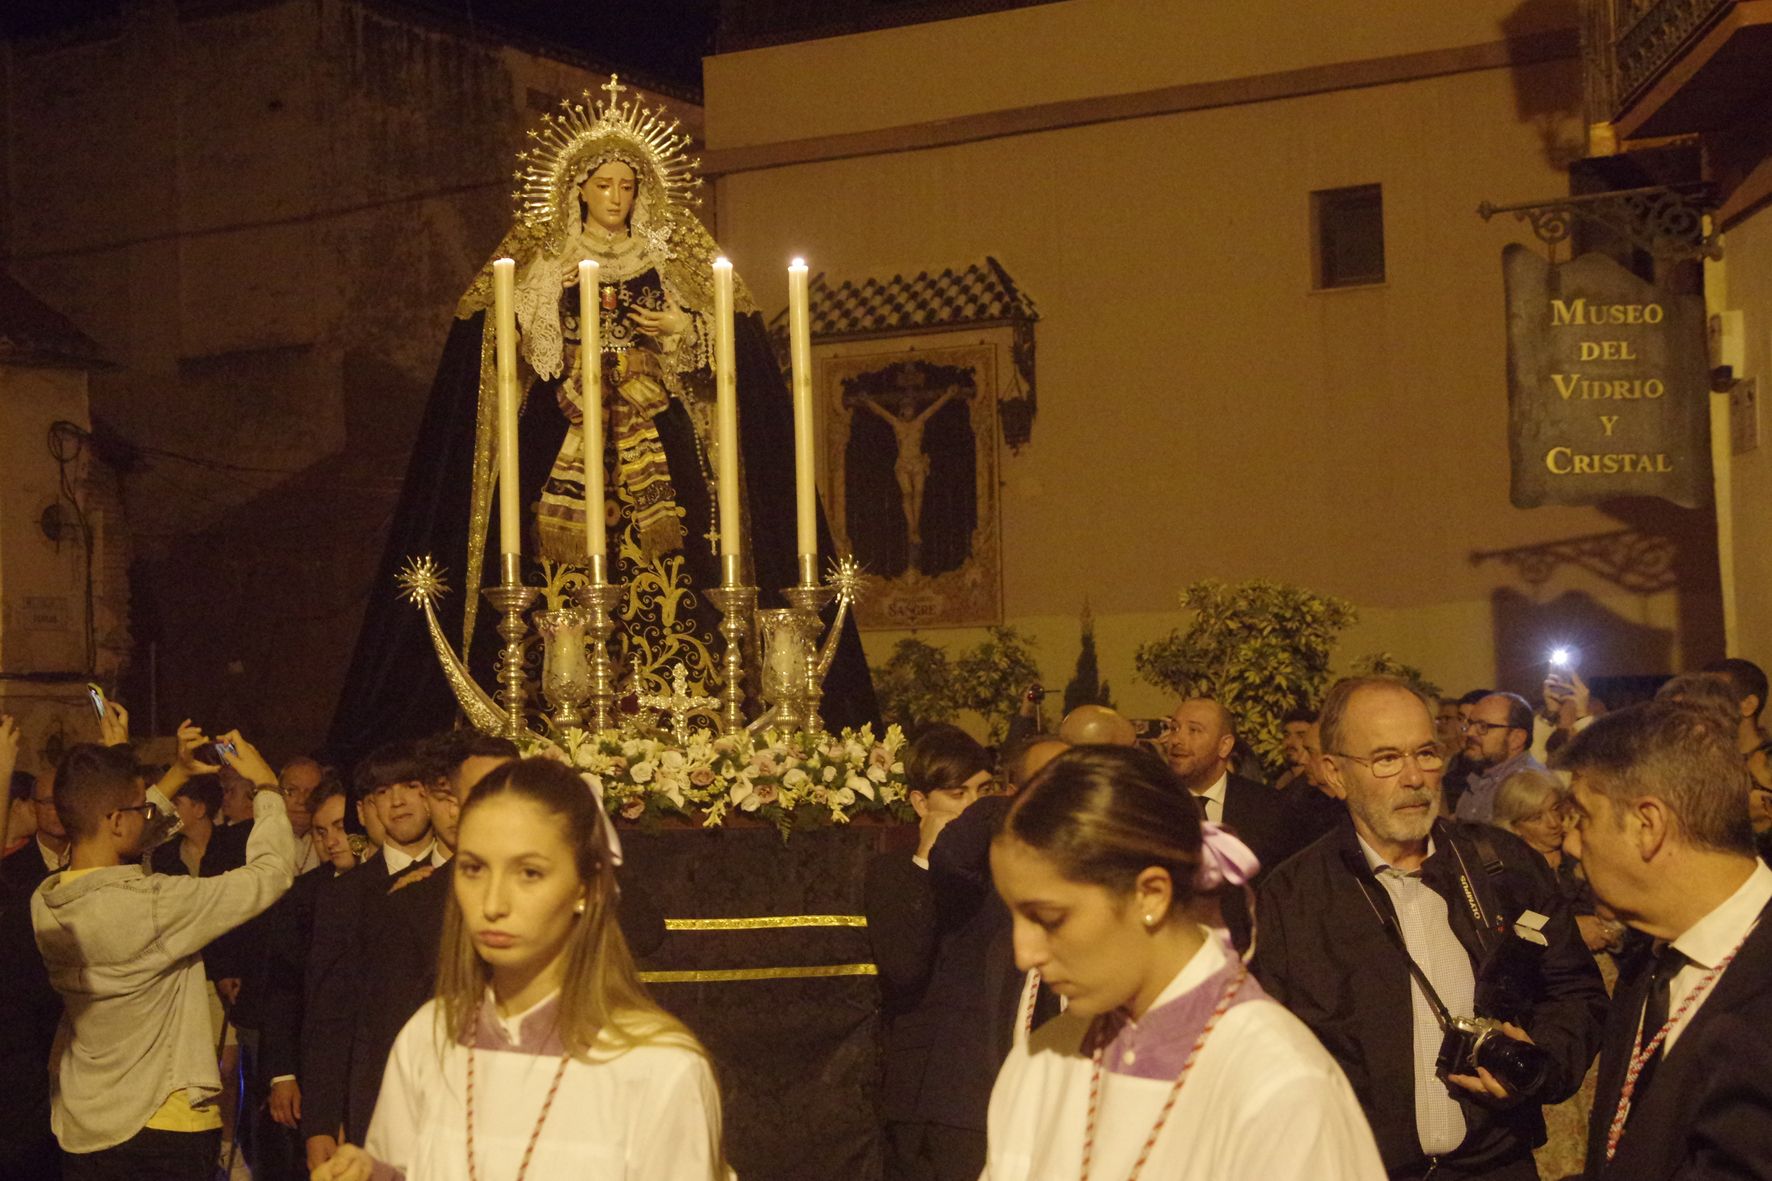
[985,745,1384,1181]
[313,758,725,1181]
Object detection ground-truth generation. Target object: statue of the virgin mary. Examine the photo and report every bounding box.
[329,77,877,759]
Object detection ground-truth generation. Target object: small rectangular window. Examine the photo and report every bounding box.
[1312,184,1385,289]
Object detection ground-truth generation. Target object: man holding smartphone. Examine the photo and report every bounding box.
[32,728,295,1181]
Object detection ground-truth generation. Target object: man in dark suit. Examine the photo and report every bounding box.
[0,895,62,1181]
[253,773,358,1181]
[863,724,1014,1181]
[1555,699,1772,1180]
[1163,696,1296,870]
[301,742,437,1172]
[1253,675,1606,1180]
[336,731,519,1143]
[0,771,68,903]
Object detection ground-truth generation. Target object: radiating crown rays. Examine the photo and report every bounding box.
[512,73,704,248]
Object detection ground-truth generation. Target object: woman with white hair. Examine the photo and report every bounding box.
[1492,767,1623,1180]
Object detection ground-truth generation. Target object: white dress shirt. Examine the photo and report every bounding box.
[1659,859,1772,1054]
[35,835,70,874]
[381,840,444,875]
[1357,834,1476,1156]
[1193,771,1229,824]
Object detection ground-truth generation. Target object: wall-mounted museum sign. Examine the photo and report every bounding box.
[1503,245,1710,508]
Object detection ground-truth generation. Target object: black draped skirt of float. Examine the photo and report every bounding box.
[326,308,879,768]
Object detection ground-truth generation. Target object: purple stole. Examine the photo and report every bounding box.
[1082,954,1267,1081]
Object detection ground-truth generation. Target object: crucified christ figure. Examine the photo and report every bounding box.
[857,387,960,570]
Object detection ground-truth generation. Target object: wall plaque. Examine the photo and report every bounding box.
[1504,245,1711,508]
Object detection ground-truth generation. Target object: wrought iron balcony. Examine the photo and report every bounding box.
[1614,0,1732,102]
[1591,0,1772,136]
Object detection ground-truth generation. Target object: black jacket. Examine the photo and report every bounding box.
[1252,817,1607,1175]
[1586,892,1772,1180]
[0,898,61,1179]
[300,850,418,1141]
[1216,772,1300,949]
[865,795,1026,1130]
[1220,771,1304,873]
[0,841,55,905]
[257,865,334,1082]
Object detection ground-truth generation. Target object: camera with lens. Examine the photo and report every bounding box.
[1436,1015,1553,1099]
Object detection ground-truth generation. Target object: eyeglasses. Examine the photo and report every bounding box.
[1331,747,1446,778]
[1461,719,1521,737]
[109,803,158,822]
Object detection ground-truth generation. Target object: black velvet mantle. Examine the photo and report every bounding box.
[326,308,878,767]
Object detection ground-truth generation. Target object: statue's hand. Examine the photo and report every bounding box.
[631,297,690,340]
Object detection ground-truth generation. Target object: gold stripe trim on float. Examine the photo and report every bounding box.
[663,914,868,931]
[640,963,879,984]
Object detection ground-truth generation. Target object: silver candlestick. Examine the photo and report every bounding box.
[705,554,757,734]
[572,553,624,734]
[482,554,539,740]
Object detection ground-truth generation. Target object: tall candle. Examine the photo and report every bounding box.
[492,258,521,562]
[787,258,817,567]
[578,259,605,564]
[712,257,740,571]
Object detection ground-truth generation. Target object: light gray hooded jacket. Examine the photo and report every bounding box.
[31,788,295,1152]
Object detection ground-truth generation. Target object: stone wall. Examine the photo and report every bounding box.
[1,0,693,759]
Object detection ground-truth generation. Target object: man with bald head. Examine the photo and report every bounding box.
[1163,697,1296,882]
[278,757,325,875]
[1055,704,1136,747]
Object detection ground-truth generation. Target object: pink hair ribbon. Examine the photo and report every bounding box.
[1194,820,1260,891]
[579,771,625,866]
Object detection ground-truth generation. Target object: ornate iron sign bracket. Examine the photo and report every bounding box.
[1477,184,1720,262]
[1470,529,1679,595]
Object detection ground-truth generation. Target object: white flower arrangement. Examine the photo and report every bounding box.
[549,723,912,833]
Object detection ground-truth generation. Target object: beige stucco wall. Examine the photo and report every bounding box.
[703,0,1578,149]
[703,0,1718,717]
[0,365,111,778]
[1714,208,1772,663]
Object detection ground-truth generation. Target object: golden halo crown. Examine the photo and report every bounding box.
[512,74,703,251]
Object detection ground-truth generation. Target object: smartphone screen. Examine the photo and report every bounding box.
[87,684,106,719]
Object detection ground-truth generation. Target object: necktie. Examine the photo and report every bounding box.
[1634,945,1686,1098]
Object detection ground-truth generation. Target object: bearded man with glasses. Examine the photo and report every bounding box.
[1251,676,1606,1181]
[1453,693,1546,826]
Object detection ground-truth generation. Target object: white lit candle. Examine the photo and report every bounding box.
[493,258,521,563]
[712,257,741,574]
[578,259,605,564]
[788,258,817,569]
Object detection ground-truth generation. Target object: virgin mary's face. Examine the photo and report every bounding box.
[580,161,637,234]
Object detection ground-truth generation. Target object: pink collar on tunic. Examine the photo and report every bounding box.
[1082,958,1266,1082]
[467,991,568,1055]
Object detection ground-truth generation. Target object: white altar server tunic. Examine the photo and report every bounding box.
[364,993,726,1181]
[985,932,1385,1181]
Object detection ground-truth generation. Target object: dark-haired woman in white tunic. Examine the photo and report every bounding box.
[984,745,1384,1181]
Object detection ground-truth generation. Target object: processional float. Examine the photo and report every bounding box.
[394,76,864,747]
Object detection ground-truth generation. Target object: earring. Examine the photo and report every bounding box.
[1142,913,1157,928]
[574,899,587,916]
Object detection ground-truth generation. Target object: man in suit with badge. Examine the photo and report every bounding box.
[1555,698,1772,1179]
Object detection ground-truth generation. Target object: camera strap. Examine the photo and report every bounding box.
[1353,873,1460,1031]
